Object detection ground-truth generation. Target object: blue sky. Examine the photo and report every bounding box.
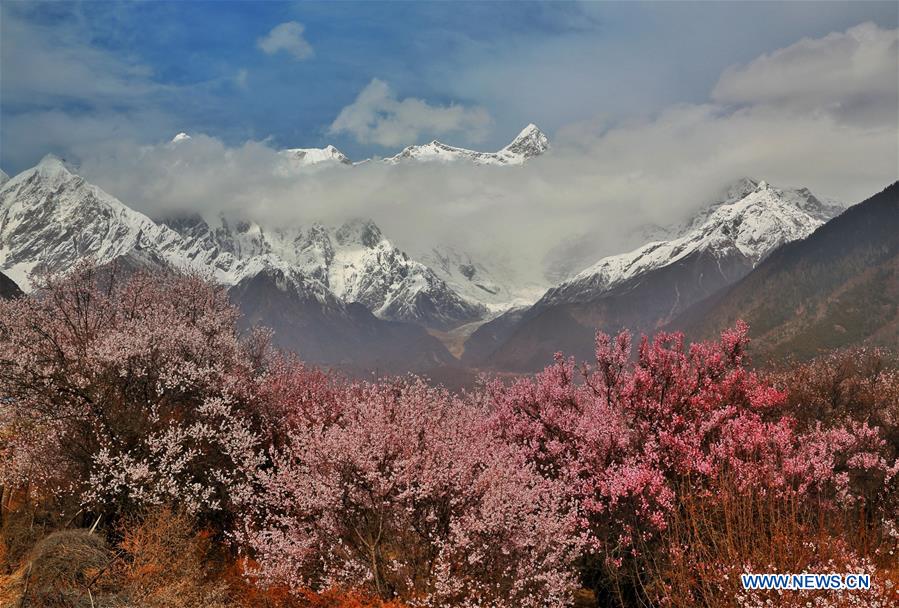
[1,1,897,172]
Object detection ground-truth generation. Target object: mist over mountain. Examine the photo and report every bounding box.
[462,180,846,370]
[7,146,888,376]
[0,137,555,372]
[2,19,897,375]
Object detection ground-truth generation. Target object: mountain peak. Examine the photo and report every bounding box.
[280,145,351,167]
[384,124,549,165]
[502,123,549,158]
[171,132,191,143]
[35,154,77,182]
[721,177,759,202]
[514,123,543,140]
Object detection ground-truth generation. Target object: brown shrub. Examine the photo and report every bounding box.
[227,558,411,608]
[768,347,899,438]
[110,506,230,608]
[640,477,899,608]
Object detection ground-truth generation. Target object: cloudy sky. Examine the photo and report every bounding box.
[1,1,897,281]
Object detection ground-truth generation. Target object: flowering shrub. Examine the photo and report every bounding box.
[1,266,896,607]
[485,322,899,604]
[0,265,267,522]
[241,376,579,607]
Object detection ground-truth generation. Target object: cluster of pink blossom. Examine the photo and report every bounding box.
[2,267,896,606]
[486,322,899,557]
[240,376,580,607]
[0,265,266,518]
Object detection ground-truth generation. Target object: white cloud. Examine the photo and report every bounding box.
[257,21,314,61]
[712,22,898,126]
[329,79,492,147]
[12,23,899,285]
[235,68,249,89]
[0,6,164,107]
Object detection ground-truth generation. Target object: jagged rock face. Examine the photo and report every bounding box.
[383,124,549,165]
[501,124,550,159]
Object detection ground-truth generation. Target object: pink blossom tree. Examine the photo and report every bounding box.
[486,322,899,604]
[0,264,267,525]
[241,376,580,607]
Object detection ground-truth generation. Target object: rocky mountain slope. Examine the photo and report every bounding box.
[463,180,844,370]
[0,156,485,328]
[0,270,21,300]
[0,157,458,369]
[672,182,899,361]
[0,156,181,291]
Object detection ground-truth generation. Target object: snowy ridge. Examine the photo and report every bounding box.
[541,180,843,306]
[384,124,549,165]
[418,245,547,313]
[0,156,484,328]
[162,215,486,329]
[170,124,548,168]
[0,156,183,290]
[279,145,352,168]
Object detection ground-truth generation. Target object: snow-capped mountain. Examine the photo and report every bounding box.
[541,180,843,306]
[383,124,549,165]
[540,177,812,283]
[463,180,844,371]
[279,145,352,168]
[159,214,486,329]
[0,155,485,330]
[671,182,899,359]
[169,123,548,168]
[0,156,183,291]
[0,169,9,187]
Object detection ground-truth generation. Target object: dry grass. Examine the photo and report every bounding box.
[638,478,899,608]
[0,529,115,608]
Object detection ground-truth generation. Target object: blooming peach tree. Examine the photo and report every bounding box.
[0,265,267,523]
[486,322,899,601]
[240,376,580,607]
